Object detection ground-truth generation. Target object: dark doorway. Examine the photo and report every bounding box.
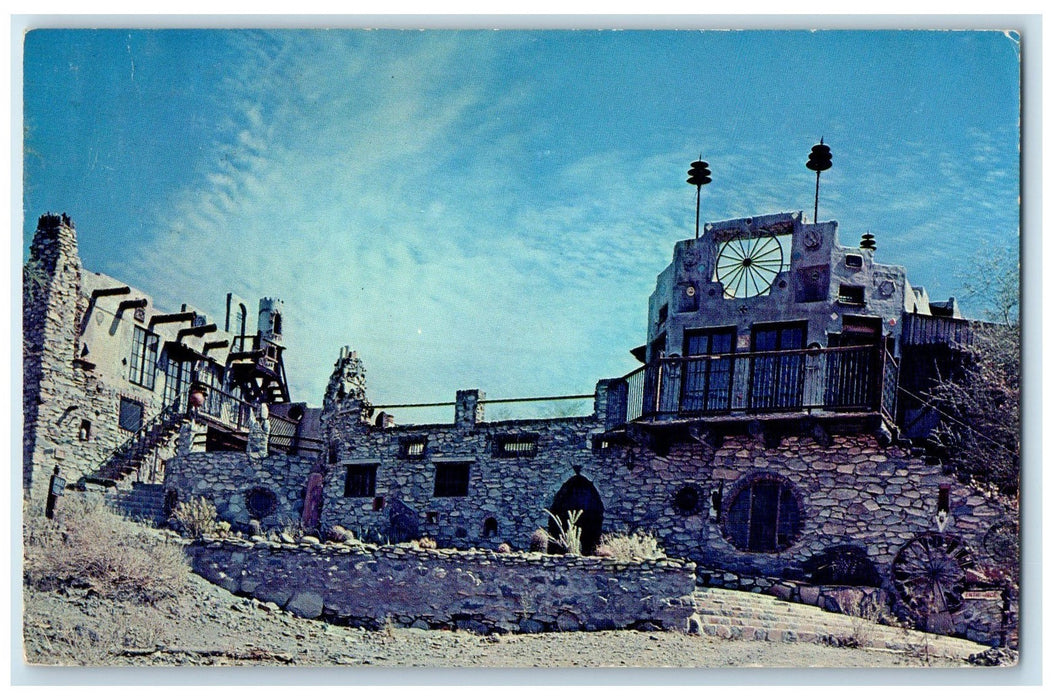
[548,475,604,554]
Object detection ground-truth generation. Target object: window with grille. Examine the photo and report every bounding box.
[344,464,377,497]
[398,436,428,460]
[128,326,159,390]
[723,474,802,553]
[434,462,470,497]
[118,397,144,432]
[494,434,538,458]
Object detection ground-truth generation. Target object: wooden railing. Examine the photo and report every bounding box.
[608,344,897,427]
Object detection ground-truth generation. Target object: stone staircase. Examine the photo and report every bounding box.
[85,403,186,487]
[691,586,990,659]
[105,482,168,525]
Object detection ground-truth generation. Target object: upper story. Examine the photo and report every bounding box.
[644,211,960,363]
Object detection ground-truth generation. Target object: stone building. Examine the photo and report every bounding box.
[21,213,299,498]
[24,208,1016,645]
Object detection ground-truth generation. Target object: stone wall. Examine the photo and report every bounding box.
[164,451,318,531]
[23,214,175,496]
[187,536,697,634]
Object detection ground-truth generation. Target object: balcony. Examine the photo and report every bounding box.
[606,345,899,432]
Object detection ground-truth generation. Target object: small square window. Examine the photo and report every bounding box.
[494,434,538,458]
[398,436,428,459]
[118,398,144,432]
[838,284,865,305]
[434,462,470,497]
[845,254,863,268]
[344,464,377,497]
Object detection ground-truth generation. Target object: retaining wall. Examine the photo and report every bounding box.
[187,537,697,634]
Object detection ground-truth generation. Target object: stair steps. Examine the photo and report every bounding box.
[691,587,990,658]
[106,482,168,524]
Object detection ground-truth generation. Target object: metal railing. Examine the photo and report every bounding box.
[609,344,895,427]
[196,385,252,431]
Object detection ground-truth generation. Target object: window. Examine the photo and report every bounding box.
[844,254,863,268]
[128,326,159,390]
[838,284,866,305]
[118,397,144,432]
[245,487,278,518]
[198,362,225,418]
[163,356,189,409]
[483,517,499,537]
[494,434,538,458]
[434,462,470,497]
[657,303,669,327]
[723,474,802,553]
[78,419,91,441]
[344,464,377,497]
[682,327,736,412]
[398,436,428,460]
[749,322,806,410]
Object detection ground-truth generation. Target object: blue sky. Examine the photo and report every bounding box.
[22,29,1020,417]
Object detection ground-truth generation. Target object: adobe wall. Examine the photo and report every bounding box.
[164,451,318,531]
[187,536,697,634]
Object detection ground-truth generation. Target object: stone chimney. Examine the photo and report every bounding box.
[455,389,485,431]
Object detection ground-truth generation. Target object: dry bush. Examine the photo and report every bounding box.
[412,536,436,549]
[595,531,666,561]
[544,509,582,555]
[529,528,549,552]
[24,496,188,604]
[496,542,512,554]
[170,496,218,539]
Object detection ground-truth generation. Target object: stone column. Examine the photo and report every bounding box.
[455,389,485,431]
[247,403,270,459]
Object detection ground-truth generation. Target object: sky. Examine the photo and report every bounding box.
[21,29,1021,420]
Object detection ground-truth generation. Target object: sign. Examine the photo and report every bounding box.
[962,589,1002,601]
[49,476,66,496]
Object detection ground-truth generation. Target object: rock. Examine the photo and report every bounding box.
[686,613,704,635]
[518,618,545,634]
[286,591,325,619]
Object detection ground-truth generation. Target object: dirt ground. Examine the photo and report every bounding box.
[22,572,977,671]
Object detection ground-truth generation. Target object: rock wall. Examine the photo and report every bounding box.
[165,452,318,531]
[187,536,697,634]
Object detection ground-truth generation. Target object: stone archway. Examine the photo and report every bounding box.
[548,475,604,554]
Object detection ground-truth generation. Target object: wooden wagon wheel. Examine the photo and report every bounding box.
[891,533,974,626]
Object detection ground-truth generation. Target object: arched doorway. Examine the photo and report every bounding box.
[548,475,604,554]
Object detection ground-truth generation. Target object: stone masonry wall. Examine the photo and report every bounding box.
[187,536,696,634]
[165,451,318,531]
[23,215,174,497]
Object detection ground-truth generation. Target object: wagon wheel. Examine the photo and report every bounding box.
[983,520,1019,567]
[715,234,784,299]
[891,534,974,627]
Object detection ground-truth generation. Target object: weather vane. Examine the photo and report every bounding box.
[686,157,711,239]
[806,138,832,223]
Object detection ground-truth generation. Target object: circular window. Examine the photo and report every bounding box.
[673,485,702,515]
[722,474,802,553]
[245,487,278,519]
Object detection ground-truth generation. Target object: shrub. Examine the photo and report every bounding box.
[496,542,513,554]
[24,496,188,604]
[596,532,665,561]
[544,509,583,555]
[529,528,549,552]
[170,496,218,539]
[412,536,437,549]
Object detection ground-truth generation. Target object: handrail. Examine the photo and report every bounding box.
[610,344,894,428]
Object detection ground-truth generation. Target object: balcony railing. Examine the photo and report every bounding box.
[608,345,899,429]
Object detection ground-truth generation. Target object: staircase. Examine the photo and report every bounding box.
[84,403,187,487]
[106,482,168,525]
[691,587,990,658]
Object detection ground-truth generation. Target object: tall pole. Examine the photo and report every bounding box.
[687,157,711,239]
[806,138,832,223]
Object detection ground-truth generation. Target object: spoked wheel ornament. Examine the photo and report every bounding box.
[715,234,784,298]
[891,533,974,630]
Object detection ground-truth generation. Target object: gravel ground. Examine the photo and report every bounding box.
[22,574,973,670]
